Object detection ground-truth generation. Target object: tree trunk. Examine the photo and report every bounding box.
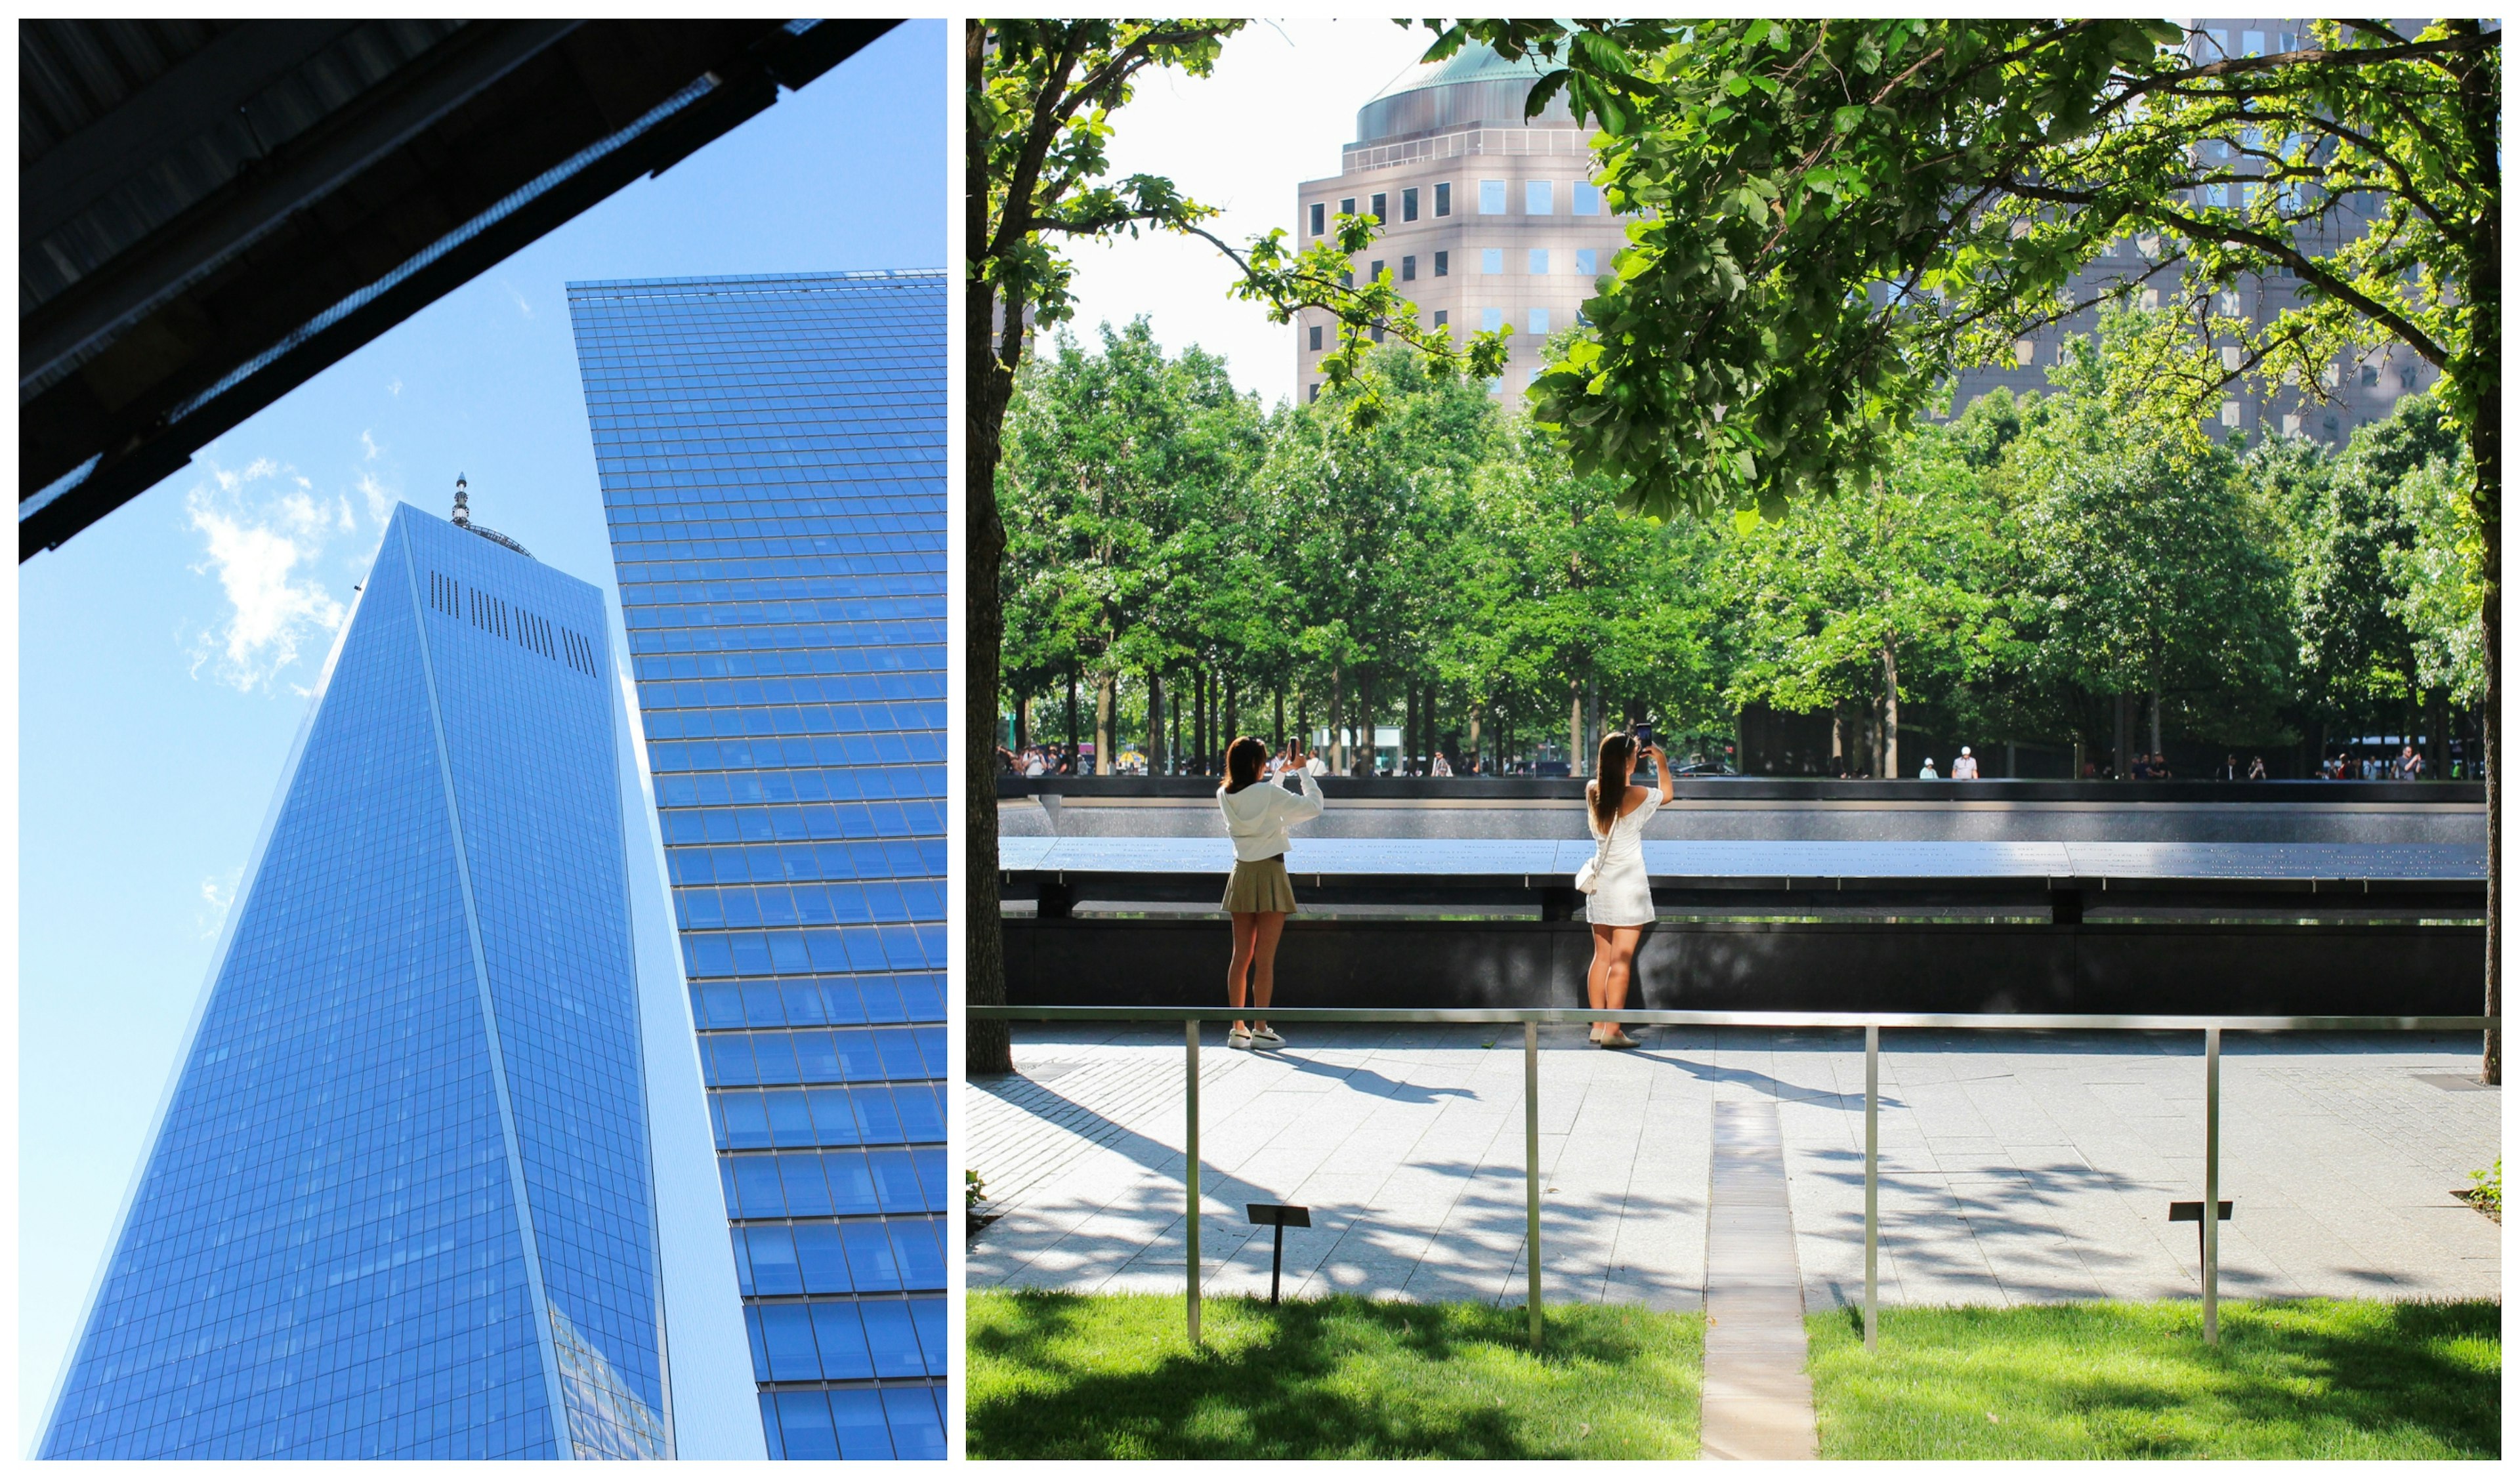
[1094,669,1116,776]
[1404,680,1419,776]
[1146,669,1166,775]
[1274,687,1286,751]
[2113,690,2131,778]
[1354,669,1376,775]
[1065,667,1079,768]
[1881,635,1901,780]
[1330,665,1346,774]
[2149,656,2164,758]
[1225,676,1240,755]
[964,46,1015,1075]
[1568,678,1585,776]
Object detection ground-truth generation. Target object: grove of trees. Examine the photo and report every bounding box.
[1002,314,2484,782]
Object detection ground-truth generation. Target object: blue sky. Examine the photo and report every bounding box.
[15,20,945,1428]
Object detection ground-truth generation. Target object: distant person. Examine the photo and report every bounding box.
[1219,736,1324,1049]
[1578,730,1670,1049]
[1952,747,1979,780]
[1304,748,1329,778]
[1918,757,1940,779]
[2247,755,2268,780]
[2217,753,2240,781]
[2152,753,2174,780]
[1024,747,1047,778]
[2403,745,2426,781]
[1432,750,1453,777]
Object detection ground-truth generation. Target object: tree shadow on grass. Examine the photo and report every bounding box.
[1810,1299,2499,1459]
[967,1290,1701,1459]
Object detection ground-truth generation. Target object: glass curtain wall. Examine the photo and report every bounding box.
[567,271,949,1461]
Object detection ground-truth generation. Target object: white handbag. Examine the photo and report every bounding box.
[1573,835,1609,894]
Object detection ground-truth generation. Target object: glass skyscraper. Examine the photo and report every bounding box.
[567,270,949,1461]
[39,503,756,1459]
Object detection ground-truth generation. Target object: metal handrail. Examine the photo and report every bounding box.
[971,1005,2498,1350]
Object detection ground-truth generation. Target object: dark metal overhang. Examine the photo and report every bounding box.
[20,18,899,559]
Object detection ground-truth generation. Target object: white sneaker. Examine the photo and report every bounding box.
[1251,1025,1285,1046]
[1228,1026,1254,1049]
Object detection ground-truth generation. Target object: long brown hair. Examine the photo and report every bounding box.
[1589,730,1637,834]
[1222,736,1267,793]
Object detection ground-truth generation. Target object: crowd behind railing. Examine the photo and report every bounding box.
[994,738,2471,782]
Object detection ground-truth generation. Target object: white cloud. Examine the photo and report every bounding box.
[197,871,240,939]
[387,377,403,396]
[356,470,394,526]
[184,459,348,692]
[503,280,534,318]
[360,429,381,461]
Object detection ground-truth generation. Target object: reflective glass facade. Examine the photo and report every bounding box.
[43,507,675,1460]
[568,270,948,1461]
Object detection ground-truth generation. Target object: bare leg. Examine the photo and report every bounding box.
[1602,925,1643,1023]
[1228,912,1259,1034]
[1589,924,1615,1036]
[1250,912,1288,1031]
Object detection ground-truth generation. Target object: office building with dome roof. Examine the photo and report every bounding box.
[1293,44,1638,406]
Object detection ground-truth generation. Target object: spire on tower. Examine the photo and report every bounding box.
[452,473,471,528]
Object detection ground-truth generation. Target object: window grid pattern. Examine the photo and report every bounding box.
[568,270,947,1463]
[42,509,666,1459]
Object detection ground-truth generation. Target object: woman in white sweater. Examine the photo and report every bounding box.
[1218,736,1325,1048]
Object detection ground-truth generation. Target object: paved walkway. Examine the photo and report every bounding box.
[1700,1100,1818,1460]
[967,1026,2501,1318]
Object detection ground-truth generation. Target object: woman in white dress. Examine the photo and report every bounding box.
[1580,730,1671,1048]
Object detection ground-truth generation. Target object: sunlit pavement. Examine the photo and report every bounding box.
[965,1025,2500,1311]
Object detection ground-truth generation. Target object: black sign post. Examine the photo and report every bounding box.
[2168,1199,2234,1269]
[1246,1203,1311,1304]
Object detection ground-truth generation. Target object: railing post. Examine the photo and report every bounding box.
[1525,1020,1542,1348]
[2202,1024,2220,1346]
[1864,1023,1879,1352]
[1186,1017,1201,1345]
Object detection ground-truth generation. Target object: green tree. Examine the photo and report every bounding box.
[1431,16,2502,1077]
[967,21,1511,1071]
[1719,425,2017,778]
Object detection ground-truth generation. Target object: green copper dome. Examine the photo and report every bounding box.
[1356,39,1578,143]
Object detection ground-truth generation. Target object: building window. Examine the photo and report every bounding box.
[1309,325,1323,351]
[1574,182,1603,216]
[1339,268,1352,287]
[1528,307,1551,336]
[1434,250,1449,277]
[1482,307,1504,332]
[1309,202,1324,236]
[1575,247,1597,276]
[2360,363,2380,386]
[1340,196,1355,217]
[1309,383,1321,403]
[1433,309,1448,328]
[1370,259,1384,281]
[2282,413,2302,436]
[1529,249,1549,275]
[2400,366,2419,389]
[1370,192,1387,222]
[1486,375,1503,394]
[1370,323,1385,343]
[1479,179,1506,215]
[2242,29,2265,56]
[2323,413,2342,441]
[1402,186,1419,222]
[1435,182,1452,217]
[1401,255,1416,281]
[1526,180,1553,215]
[2220,400,2242,427]
[1481,248,1503,274]
[2143,287,2162,310]
[2221,344,2242,371]
[2013,339,2035,367]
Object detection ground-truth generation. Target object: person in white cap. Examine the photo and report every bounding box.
[1918,757,1940,779]
[1952,746,1979,780]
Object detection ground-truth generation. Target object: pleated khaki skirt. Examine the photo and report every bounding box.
[1222,854,1299,913]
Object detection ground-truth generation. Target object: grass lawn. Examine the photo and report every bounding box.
[1806,1299,2501,1459]
[966,1291,1704,1459]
